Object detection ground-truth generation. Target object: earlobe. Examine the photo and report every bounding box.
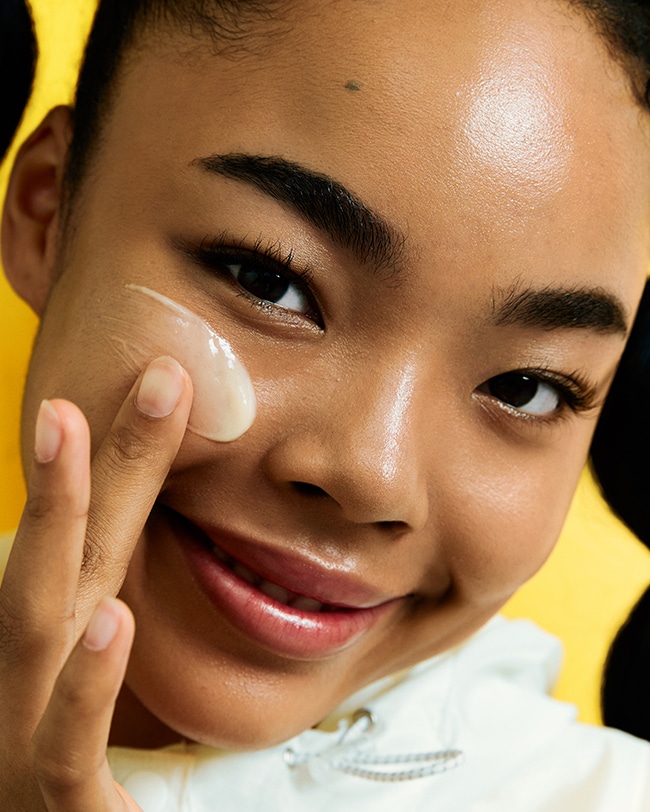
[1,105,73,315]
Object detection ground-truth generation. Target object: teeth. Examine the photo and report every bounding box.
[290,596,324,612]
[232,562,258,586]
[212,543,330,613]
[212,545,231,565]
[258,579,292,604]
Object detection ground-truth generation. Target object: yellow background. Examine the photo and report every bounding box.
[2,0,650,726]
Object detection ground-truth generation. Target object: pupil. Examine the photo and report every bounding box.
[488,373,538,407]
[239,266,289,303]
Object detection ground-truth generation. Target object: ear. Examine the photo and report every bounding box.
[1,106,73,315]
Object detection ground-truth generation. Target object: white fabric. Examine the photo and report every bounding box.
[108,617,650,811]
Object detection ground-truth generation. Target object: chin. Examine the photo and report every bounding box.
[119,655,345,751]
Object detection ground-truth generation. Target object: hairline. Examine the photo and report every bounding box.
[60,0,650,239]
[61,1,293,232]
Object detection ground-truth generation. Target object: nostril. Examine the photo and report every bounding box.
[291,481,329,499]
[378,520,409,535]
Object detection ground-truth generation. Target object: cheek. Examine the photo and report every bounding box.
[24,279,256,450]
[103,285,256,442]
[439,438,587,606]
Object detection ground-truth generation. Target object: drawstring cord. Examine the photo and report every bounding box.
[283,709,465,782]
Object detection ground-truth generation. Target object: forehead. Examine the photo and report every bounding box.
[94,0,650,298]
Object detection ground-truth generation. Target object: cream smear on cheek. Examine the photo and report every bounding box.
[105,285,255,441]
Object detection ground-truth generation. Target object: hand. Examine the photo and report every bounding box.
[0,356,193,810]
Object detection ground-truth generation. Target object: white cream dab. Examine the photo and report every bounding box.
[119,285,256,441]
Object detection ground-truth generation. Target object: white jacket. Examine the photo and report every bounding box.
[108,617,650,811]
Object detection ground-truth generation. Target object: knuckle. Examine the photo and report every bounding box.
[79,532,109,583]
[54,675,87,710]
[79,518,126,586]
[23,491,57,525]
[32,744,85,794]
[23,486,89,526]
[104,421,161,470]
[31,688,98,792]
[81,548,129,594]
[0,593,75,669]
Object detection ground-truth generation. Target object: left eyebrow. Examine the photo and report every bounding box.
[192,153,407,277]
[492,282,629,336]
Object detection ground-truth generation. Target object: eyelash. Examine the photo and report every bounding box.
[177,233,321,325]
[479,366,600,422]
[176,234,600,425]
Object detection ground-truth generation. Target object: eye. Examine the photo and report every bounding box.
[481,372,560,416]
[176,236,320,323]
[225,261,309,315]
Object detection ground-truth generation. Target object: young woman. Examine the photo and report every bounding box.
[1,0,650,809]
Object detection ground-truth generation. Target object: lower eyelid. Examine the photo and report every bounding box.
[232,279,325,333]
[474,369,598,424]
[473,390,567,429]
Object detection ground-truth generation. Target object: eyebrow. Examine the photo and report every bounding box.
[193,153,406,277]
[492,282,629,336]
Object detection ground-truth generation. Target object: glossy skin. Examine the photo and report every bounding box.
[3,0,650,778]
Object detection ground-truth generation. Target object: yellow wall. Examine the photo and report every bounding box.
[504,469,650,723]
[2,0,650,726]
[0,0,95,529]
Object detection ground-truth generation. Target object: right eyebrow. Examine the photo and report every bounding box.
[492,282,629,336]
[192,153,407,278]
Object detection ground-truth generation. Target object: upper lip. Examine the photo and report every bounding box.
[186,515,400,610]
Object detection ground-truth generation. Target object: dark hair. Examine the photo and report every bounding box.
[64,0,284,203]
[14,0,650,742]
[0,0,37,161]
[591,280,650,739]
[576,6,650,747]
[571,1,650,104]
[559,3,650,741]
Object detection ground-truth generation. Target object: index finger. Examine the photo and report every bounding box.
[76,356,192,623]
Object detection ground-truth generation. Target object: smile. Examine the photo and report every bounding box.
[157,506,400,660]
[210,544,344,613]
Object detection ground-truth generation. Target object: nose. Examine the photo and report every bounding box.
[261,359,429,531]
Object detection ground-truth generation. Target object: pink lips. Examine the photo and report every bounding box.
[165,509,398,660]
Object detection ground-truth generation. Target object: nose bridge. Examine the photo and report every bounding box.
[271,351,430,529]
[365,359,418,487]
[329,353,429,527]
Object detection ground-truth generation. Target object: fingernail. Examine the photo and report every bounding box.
[135,356,185,418]
[83,597,120,652]
[34,400,63,464]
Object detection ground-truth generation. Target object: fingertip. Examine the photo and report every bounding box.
[135,356,191,419]
[35,398,92,457]
[26,397,92,505]
[34,399,63,464]
[83,597,134,652]
[47,398,92,435]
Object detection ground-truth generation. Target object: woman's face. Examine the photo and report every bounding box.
[19,0,650,747]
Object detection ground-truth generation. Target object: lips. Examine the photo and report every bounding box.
[158,506,400,660]
[211,544,340,613]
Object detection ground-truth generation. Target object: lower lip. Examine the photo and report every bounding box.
[169,512,394,660]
